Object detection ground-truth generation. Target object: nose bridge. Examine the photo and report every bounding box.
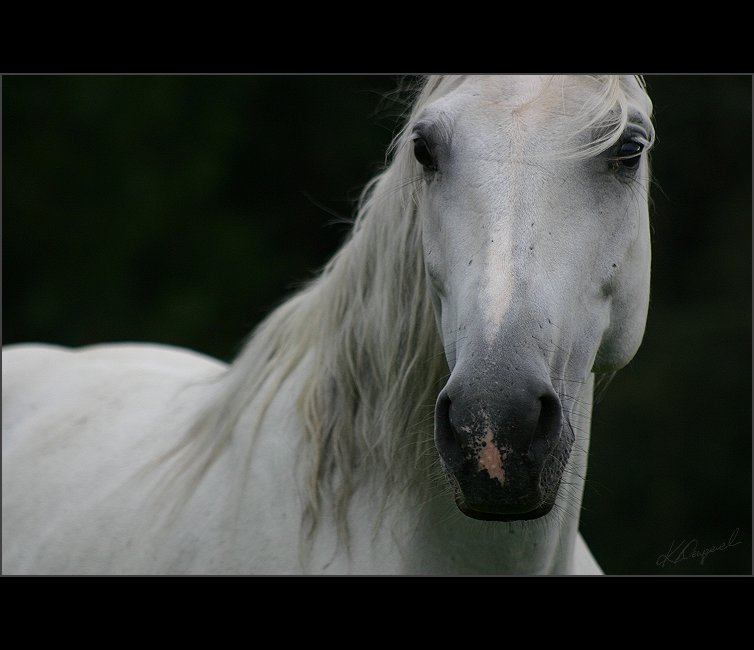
[460,257,568,379]
[473,161,555,347]
[442,159,583,382]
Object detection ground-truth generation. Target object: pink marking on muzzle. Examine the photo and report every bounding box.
[478,428,507,485]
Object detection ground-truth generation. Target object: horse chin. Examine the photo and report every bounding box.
[454,495,555,522]
[449,471,563,522]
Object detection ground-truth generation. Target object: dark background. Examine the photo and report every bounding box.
[3,75,751,575]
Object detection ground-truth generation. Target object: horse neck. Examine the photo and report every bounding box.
[218,166,447,547]
[403,374,595,574]
[295,193,448,539]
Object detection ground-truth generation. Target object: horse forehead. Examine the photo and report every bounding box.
[445,74,650,127]
[450,75,572,112]
[431,78,578,152]
[464,75,552,102]
[456,73,646,100]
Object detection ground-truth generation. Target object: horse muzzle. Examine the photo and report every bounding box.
[434,371,573,521]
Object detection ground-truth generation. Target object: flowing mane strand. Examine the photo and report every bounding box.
[146,74,648,545]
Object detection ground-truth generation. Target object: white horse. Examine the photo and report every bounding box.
[2,75,654,574]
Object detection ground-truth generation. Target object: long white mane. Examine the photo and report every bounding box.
[149,75,650,543]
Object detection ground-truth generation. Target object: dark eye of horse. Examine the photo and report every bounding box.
[413,137,436,170]
[616,140,644,169]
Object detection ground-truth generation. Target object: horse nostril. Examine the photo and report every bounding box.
[528,391,563,462]
[537,392,562,438]
[434,392,465,469]
[435,385,563,468]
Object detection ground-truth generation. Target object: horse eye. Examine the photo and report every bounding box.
[616,140,644,169]
[413,136,436,170]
